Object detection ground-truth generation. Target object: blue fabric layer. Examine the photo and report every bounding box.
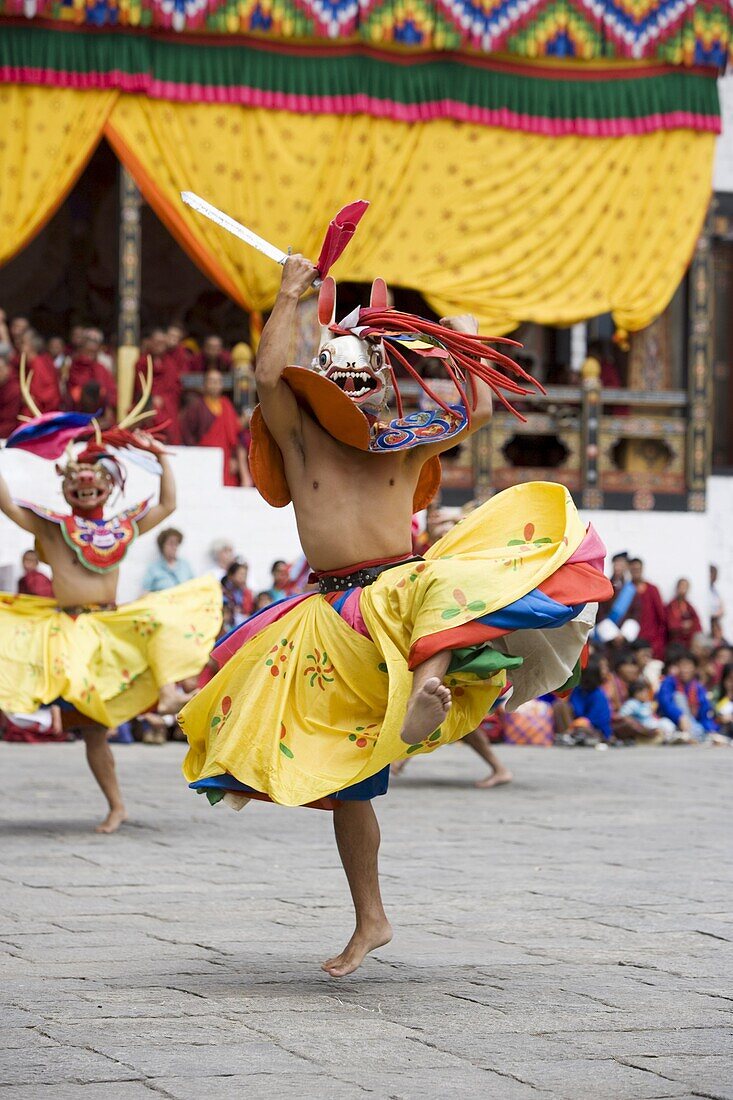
[6,411,96,446]
[478,588,585,632]
[190,765,390,803]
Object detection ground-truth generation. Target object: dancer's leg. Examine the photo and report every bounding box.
[323,800,392,978]
[400,651,452,744]
[81,727,127,834]
[462,728,514,788]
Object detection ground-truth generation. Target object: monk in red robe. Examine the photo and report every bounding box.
[188,335,232,374]
[67,328,117,419]
[0,352,22,438]
[666,578,703,650]
[626,558,668,660]
[17,549,54,598]
[180,367,242,485]
[14,331,61,413]
[135,329,184,445]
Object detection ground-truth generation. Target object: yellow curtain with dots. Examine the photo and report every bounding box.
[0,86,118,267]
[106,95,715,333]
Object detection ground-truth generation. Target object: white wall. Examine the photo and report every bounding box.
[0,447,302,602]
[582,507,711,622]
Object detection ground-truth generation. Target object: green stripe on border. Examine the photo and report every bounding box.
[0,25,720,124]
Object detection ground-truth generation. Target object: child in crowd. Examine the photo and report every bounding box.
[599,653,627,715]
[557,661,612,745]
[617,680,677,743]
[657,652,718,743]
[254,591,273,612]
[630,637,664,693]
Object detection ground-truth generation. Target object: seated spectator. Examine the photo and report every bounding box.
[166,322,195,367]
[142,527,194,593]
[613,651,640,696]
[209,539,236,580]
[135,328,184,445]
[180,368,243,485]
[630,638,664,693]
[189,335,232,374]
[657,652,717,743]
[17,549,54,598]
[47,335,70,373]
[708,643,733,687]
[712,664,733,741]
[0,346,22,438]
[67,327,117,421]
[254,591,274,613]
[267,560,291,602]
[666,578,702,650]
[555,661,612,745]
[599,653,628,714]
[68,323,86,356]
[617,679,676,744]
[221,560,255,627]
[9,314,29,350]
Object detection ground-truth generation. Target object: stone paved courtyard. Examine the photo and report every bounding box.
[1,741,731,1099]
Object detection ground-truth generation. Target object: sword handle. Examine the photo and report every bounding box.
[278,254,321,290]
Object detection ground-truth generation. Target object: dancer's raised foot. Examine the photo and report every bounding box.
[400,677,451,745]
[322,919,393,978]
[475,768,513,789]
[95,805,128,834]
[157,683,193,715]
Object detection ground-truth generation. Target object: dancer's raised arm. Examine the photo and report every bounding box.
[134,433,177,534]
[256,255,318,450]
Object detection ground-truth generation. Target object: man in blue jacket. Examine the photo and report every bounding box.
[657,653,717,741]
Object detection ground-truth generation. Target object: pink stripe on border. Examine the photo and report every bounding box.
[0,66,721,136]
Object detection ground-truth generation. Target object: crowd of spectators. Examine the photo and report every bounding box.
[4,522,732,750]
[0,311,254,486]
[499,552,732,749]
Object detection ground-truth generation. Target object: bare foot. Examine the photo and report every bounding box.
[475,769,513,789]
[400,677,451,745]
[157,685,193,715]
[95,806,128,834]
[321,920,393,978]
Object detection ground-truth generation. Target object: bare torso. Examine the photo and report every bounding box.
[34,520,120,607]
[283,414,420,571]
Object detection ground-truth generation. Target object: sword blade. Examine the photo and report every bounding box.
[181,192,288,266]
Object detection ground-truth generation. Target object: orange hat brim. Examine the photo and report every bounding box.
[249,369,442,512]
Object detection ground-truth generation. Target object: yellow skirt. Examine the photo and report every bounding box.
[0,575,222,727]
[181,483,612,807]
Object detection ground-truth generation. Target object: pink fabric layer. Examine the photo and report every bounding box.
[567,523,607,574]
[211,594,310,667]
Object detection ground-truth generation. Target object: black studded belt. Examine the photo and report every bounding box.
[317,556,424,595]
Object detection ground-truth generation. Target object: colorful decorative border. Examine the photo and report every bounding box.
[0,0,729,68]
[0,24,721,134]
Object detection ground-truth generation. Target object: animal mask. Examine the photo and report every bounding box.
[312,278,392,415]
[309,277,544,443]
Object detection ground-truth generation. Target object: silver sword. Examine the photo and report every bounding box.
[180,191,321,286]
